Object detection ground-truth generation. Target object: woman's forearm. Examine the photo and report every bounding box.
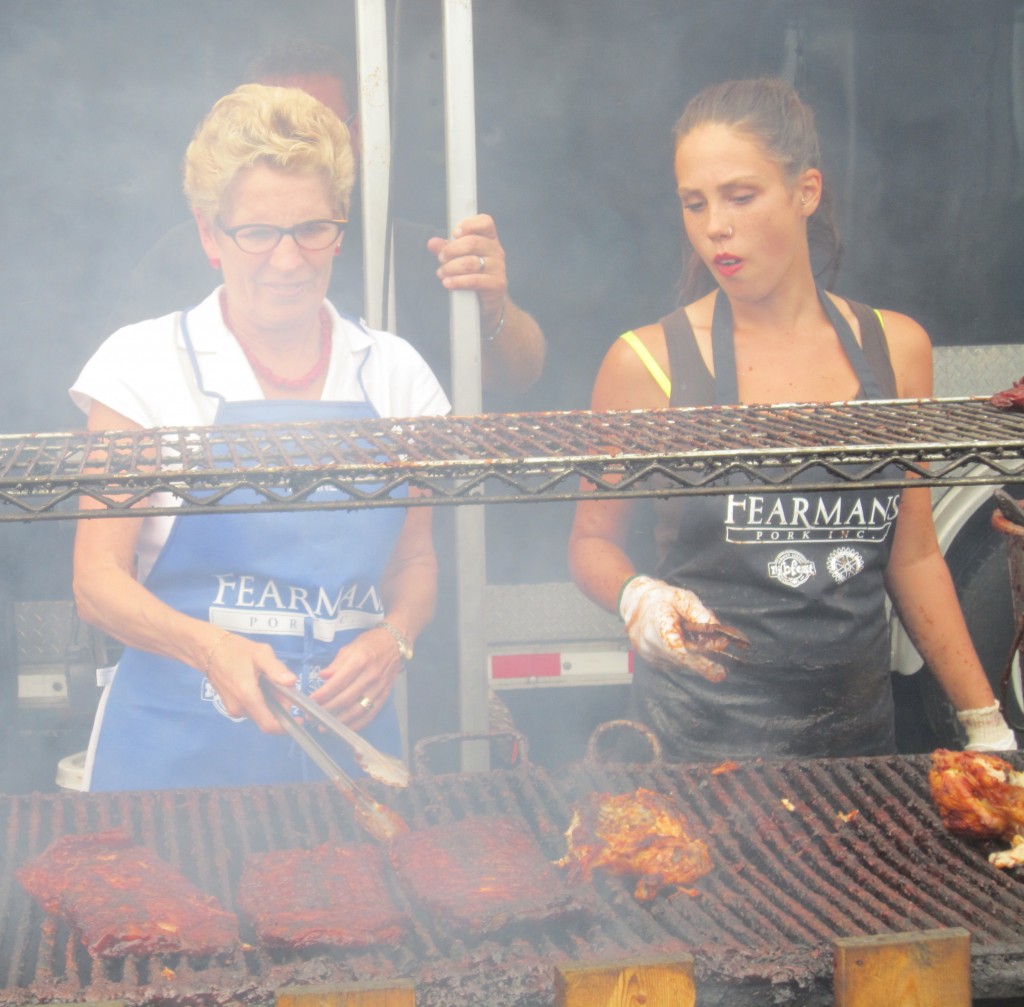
[378,506,438,645]
[74,536,226,673]
[885,554,996,711]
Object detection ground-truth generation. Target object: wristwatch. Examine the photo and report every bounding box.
[379,620,414,661]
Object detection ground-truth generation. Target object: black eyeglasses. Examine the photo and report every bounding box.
[217,218,348,254]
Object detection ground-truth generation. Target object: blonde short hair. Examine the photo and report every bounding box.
[183,83,355,221]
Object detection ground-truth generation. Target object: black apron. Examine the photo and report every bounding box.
[633,289,899,762]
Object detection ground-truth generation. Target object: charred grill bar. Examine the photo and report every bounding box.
[3,755,1024,1006]
[0,398,1021,520]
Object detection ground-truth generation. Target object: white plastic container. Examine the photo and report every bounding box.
[55,751,86,792]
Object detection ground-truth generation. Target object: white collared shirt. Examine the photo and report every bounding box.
[70,287,450,579]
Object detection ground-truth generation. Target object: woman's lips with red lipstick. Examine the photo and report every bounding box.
[713,252,743,277]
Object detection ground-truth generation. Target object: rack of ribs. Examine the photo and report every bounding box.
[16,830,239,958]
[236,841,409,949]
[389,815,590,936]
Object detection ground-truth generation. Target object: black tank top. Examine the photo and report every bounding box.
[660,297,896,408]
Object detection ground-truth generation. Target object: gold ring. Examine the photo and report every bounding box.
[359,696,374,711]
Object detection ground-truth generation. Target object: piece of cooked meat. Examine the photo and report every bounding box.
[236,841,408,949]
[389,815,588,936]
[16,829,238,958]
[556,787,712,901]
[929,748,1024,841]
[990,377,1024,411]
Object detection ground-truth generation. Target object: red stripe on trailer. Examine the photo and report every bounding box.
[490,653,562,679]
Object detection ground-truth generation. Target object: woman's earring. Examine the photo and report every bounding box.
[333,245,341,257]
[209,257,221,269]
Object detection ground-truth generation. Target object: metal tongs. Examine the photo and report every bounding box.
[677,618,751,681]
[261,678,409,787]
[260,679,409,843]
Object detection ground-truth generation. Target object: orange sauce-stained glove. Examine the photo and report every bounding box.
[618,574,727,683]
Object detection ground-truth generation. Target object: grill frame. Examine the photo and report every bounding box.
[1,398,1023,520]
[4,752,1024,1007]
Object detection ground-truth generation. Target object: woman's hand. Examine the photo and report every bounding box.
[310,505,436,731]
[957,703,1018,752]
[202,630,297,734]
[309,624,405,731]
[619,575,728,682]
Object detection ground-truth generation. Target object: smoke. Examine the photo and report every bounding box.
[0,0,1021,770]
[1,1,1018,429]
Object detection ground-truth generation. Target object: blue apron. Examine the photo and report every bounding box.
[87,309,406,791]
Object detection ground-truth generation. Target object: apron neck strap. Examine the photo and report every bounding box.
[710,285,884,405]
[180,307,226,407]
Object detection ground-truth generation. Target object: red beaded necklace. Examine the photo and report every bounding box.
[220,291,332,392]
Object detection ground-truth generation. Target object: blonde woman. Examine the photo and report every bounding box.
[72,85,447,790]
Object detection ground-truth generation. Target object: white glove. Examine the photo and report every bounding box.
[618,574,725,682]
[957,702,1018,752]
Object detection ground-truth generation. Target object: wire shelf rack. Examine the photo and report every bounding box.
[2,397,1023,521]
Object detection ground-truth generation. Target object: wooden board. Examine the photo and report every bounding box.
[555,957,696,1007]
[276,981,416,1007]
[833,928,970,1007]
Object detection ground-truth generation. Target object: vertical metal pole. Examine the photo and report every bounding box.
[353,0,406,755]
[354,0,397,333]
[441,0,489,770]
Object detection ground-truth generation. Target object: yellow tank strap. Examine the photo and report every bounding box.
[874,308,885,331]
[619,330,671,398]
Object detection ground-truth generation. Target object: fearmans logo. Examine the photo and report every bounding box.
[208,574,383,641]
[725,491,900,545]
[767,550,816,588]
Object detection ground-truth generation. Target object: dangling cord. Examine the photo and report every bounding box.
[999,614,1024,731]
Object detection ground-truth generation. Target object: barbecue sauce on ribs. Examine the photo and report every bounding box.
[389,815,589,936]
[237,841,409,949]
[16,830,239,958]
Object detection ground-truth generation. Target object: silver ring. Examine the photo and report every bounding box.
[477,255,486,273]
[725,226,734,238]
[359,696,374,711]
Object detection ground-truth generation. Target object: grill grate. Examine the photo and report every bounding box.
[0,398,1023,520]
[3,753,1024,1006]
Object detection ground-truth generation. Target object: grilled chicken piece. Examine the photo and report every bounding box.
[929,749,1024,843]
[556,787,712,901]
[990,834,1024,869]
